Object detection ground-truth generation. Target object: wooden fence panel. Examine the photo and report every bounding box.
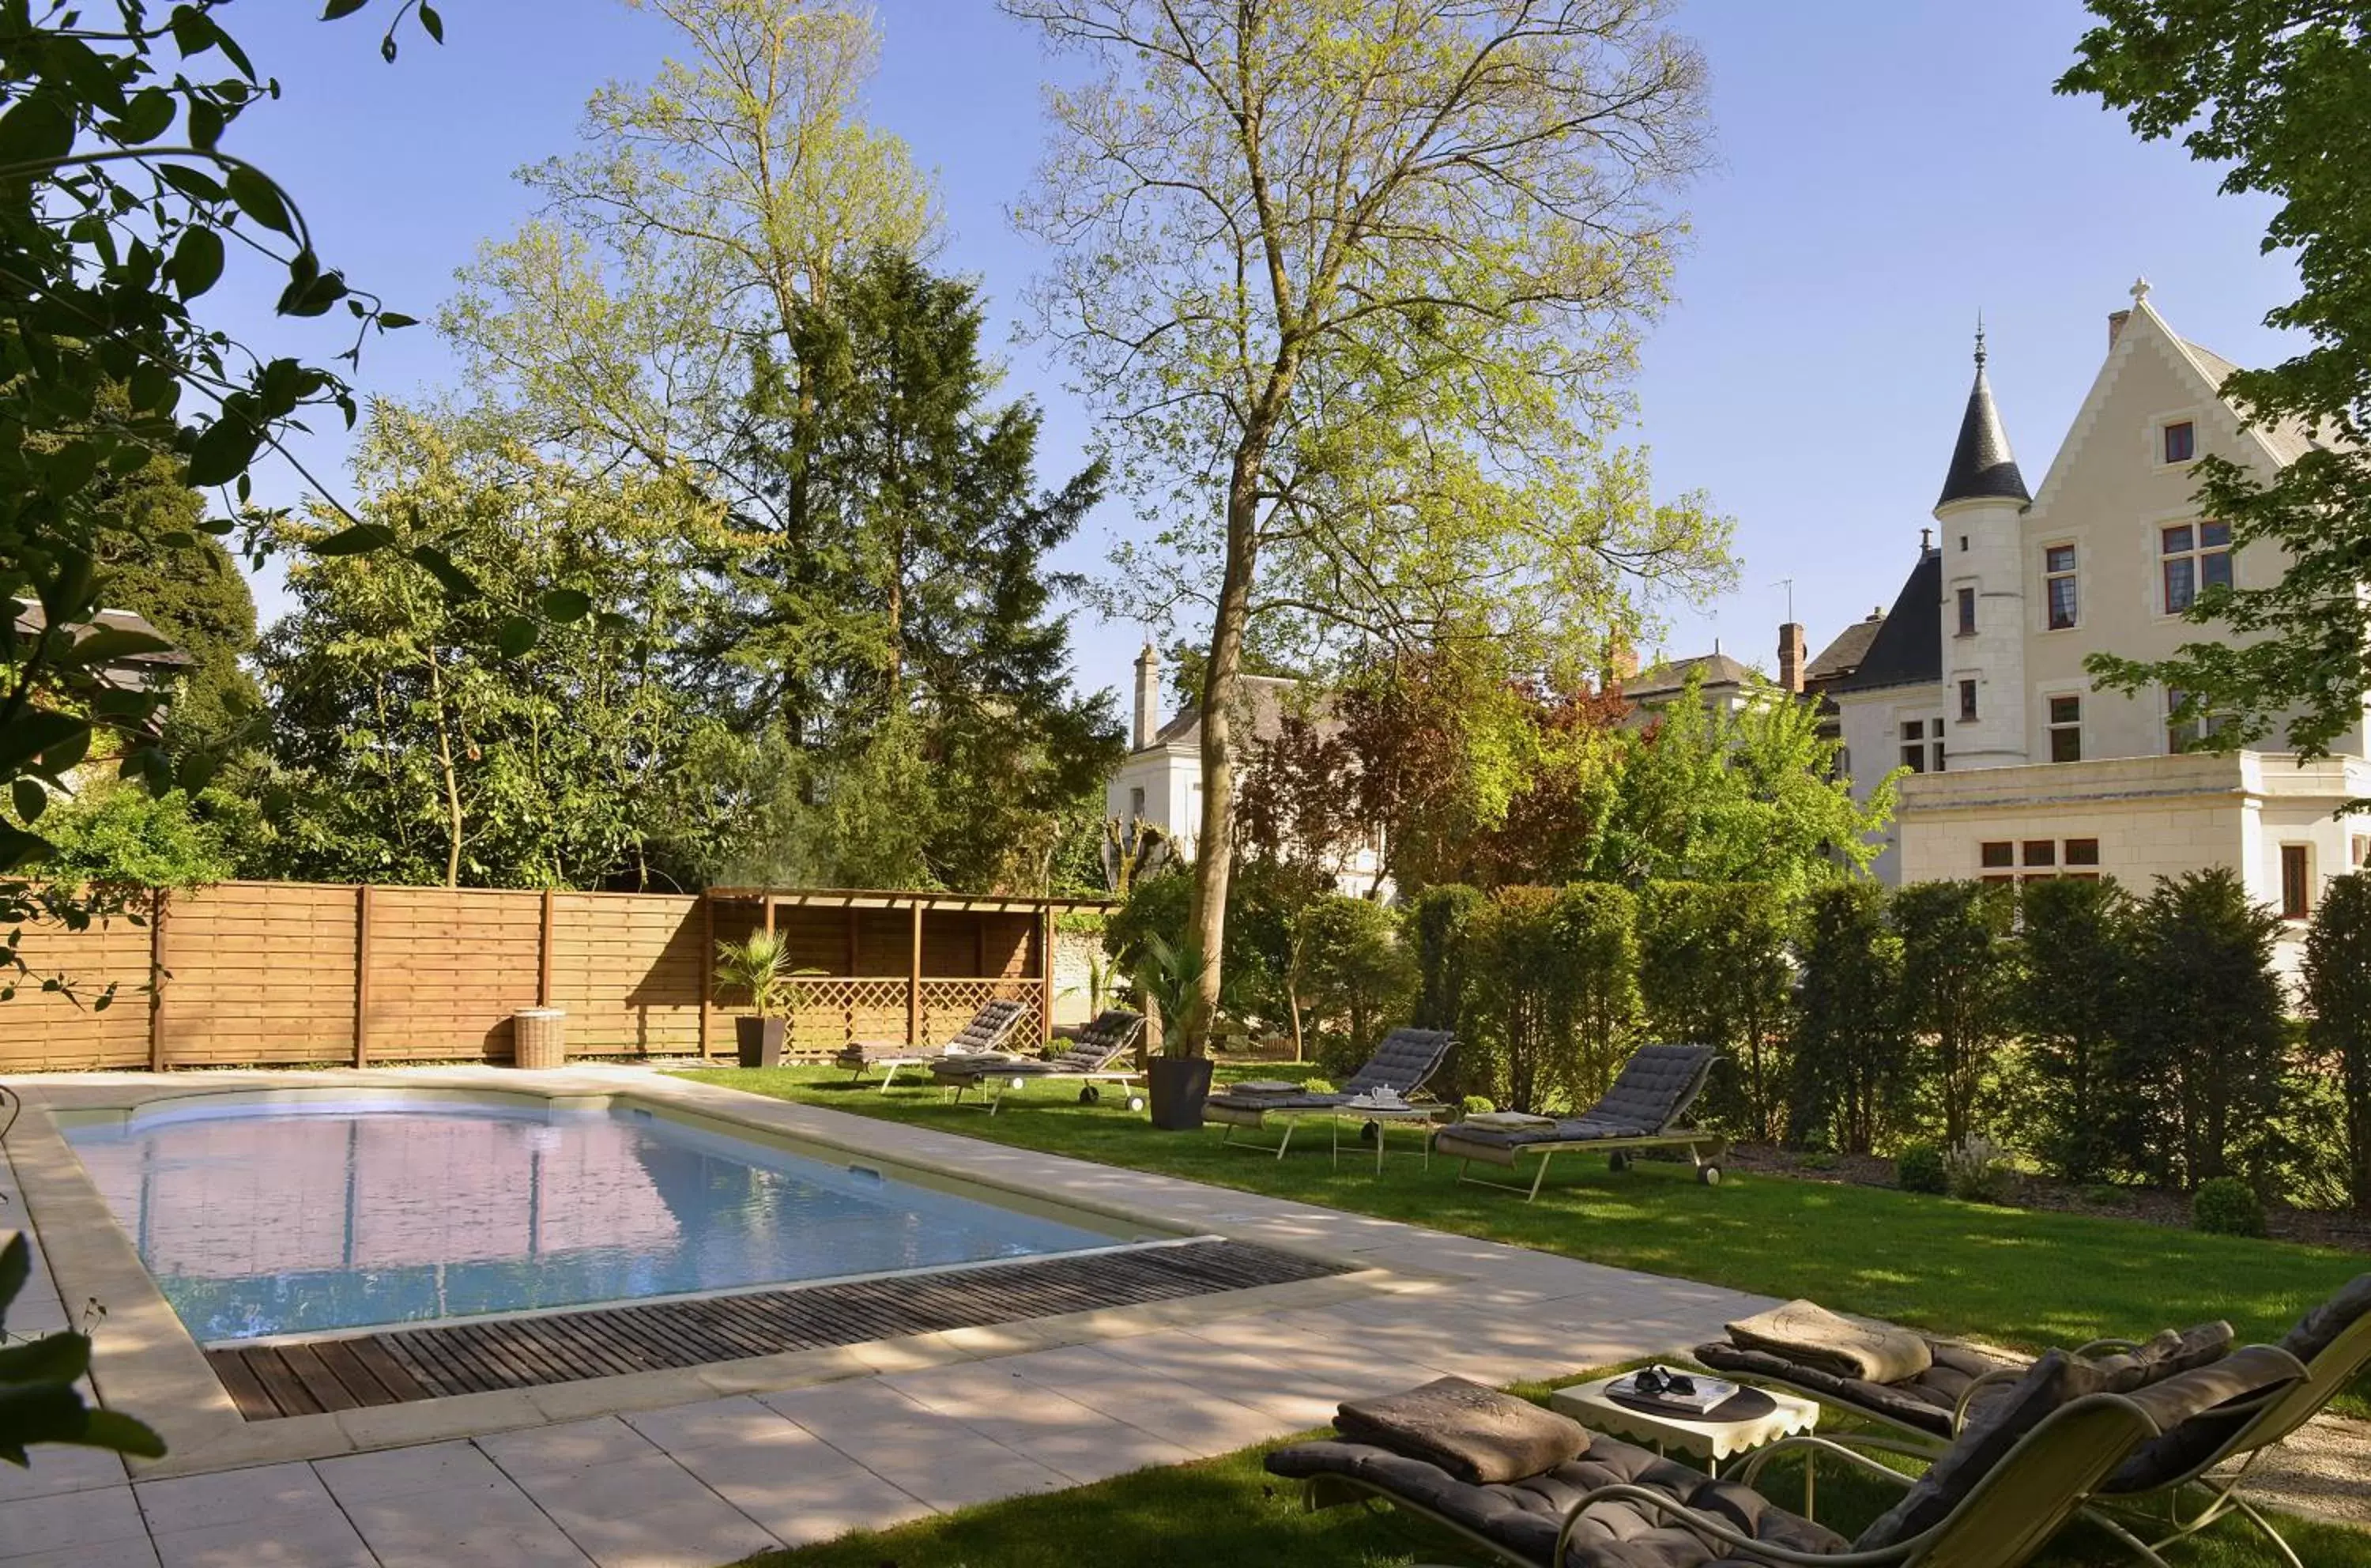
[362,888,543,1061]
[547,892,705,1057]
[0,910,151,1071]
[161,883,360,1065]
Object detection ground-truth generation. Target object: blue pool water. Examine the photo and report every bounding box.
[65,1096,1142,1344]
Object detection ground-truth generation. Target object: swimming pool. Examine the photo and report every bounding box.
[63,1093,1156,1345]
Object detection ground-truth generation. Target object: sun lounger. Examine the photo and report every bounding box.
[1266,1350,2303,1568]
[1696,1274,2371,1566]
[930,1008,1148,1113]
[831,998,1028,1090]
[1203,1027,1454,1156]
[1433,1042,1725,1200]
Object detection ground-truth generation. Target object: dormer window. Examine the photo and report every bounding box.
[2163,420,2196,464]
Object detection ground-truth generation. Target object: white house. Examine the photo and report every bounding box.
[1829,281,2365,960]
[1103,645,1389,899]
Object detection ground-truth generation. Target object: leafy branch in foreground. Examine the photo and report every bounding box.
[2059,2,2371,760]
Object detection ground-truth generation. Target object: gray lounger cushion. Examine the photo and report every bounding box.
[1694,1336,2015,1440]
[2280,1272,2371,1366]
[2106,1344,2309,1492]
[1855,1349,2098,1550]
[1438,1044,1716,1153]
[1205,1027,1453,1113]
[1694,1319,2232,1443]
[1333,1377,1588,1486]
[1268,1433,1848,1567]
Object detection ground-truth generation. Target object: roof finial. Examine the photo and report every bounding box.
[1974,311,1986,370]
[2130,275,2151,305]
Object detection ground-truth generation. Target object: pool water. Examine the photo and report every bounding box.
[65,1096,1141,1344]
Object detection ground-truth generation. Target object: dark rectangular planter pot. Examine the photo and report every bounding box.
[1145,1055,1214,1131]
[736,1016,788,1069]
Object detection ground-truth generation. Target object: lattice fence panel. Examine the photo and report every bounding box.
[780,976,911,1058]
[918,978,1042,1049]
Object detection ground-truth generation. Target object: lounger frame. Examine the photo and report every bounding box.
[1694,1337,2327,1568]
[1294,1388,2216,1568]
[1208,1028,1454,1155]
[1447,1129,1730,1201]
[937,1012,1150,1114]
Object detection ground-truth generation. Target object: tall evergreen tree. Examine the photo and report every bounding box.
[1789,881,1906,1155]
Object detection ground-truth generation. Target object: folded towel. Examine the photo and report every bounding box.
[1727,1299,1934,1385]
[1334,1376,1589,1485]
[1229,1080,1302,1095]
[1460,1110,1558,1130]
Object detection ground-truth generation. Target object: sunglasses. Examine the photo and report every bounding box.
[1633,1366,1696,1397]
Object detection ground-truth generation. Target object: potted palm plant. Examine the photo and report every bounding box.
[715,929,792,1068]
[1129,932,1228,1130]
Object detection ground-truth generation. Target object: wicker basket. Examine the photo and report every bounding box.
[514,1008,566,1069]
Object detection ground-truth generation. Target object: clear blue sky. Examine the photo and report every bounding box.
[211,0,2296,714]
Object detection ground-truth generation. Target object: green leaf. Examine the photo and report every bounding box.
[417,2,445,43]
[68,627,175,664]
[157,164,223,205]
[377,311,419,330]
[184,416,257,488]
[176,750,221,793]
[496,616,540,658]
[128,363,179,416]
[409,546,480,601]
[10,781,46,826]
[538,587,592,623]
[77,1409,166,1460]
[169,227,224,300]
[0,1333,89,1388]
[0,96,74,172]
[113,88,175,144]
[0,827,51,873]
[311,522,398,557]
[36,725,90,778]
[0,713,86,776]
[321,0,368,16]
[224,167,293,237]
[186,96,223,153]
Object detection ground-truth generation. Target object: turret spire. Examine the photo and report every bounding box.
[1935,321,2029,510]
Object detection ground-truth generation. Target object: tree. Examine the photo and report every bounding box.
[257,406,726,890]
[2114,868,2289,1188]
[1637,880,1790,1138]
[1590,673,1895,896]
[1892,880,2015,1148]
[1789,881,1906,1155]
[1287,895,1415,1072]
[1008,0,1731,1045]
[2060,6,2371,759]
[2301,871,2371,1209]
[0,2,441,1010]
[2017,875,2133,1181]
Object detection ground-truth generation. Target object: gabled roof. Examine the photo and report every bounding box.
[1805,612,1886,684]
[2179,337,2328,466]
[1936,340,2030,508]
[1142,673,1310,752]
[1623,650,1757,699]
[1827,548,1942,695]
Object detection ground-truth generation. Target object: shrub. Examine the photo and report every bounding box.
[2080,1182,2133,1208]
[1943,1135,2016,1204]
[2301,872,2371,1210]
[2192,1175,2267,1238]
[1548,882,1641,1107]
[1895,1140,1947,1194]
[1302,1078,1336,1096]
[1461,886,1567,1112]
[1461,1095,1496,1116]
[1789,882,1906,1154]
[2116,869,2288,1188]
[1288,895,1415,1074]
[1638,881,1791,1140]
[1103,860,1329,1040]
[1410,884,1482,1031]
[1893,880,2016,1148]
[2017,876,2132,1181]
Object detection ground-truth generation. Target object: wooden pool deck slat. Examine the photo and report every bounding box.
[205,1239,1342,1420]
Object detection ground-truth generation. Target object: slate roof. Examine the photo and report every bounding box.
[1623,651,1758,698]
[1826,548,1943,695]
[1804,612,1887,684]
[2179,338,2331,466]
[1142,673,1313,752]
[1936,356,2030,508]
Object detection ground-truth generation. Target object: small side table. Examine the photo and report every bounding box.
[1549,1374,1819,1485]
[1329,1103,1448,1175]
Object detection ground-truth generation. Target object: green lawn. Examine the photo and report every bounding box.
[671,1064,2370,1567]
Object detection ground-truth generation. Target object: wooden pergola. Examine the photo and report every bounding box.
[700,888,1113,1055]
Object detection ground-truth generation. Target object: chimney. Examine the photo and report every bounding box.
[2107,308,2130,350]
[1599,632,1640,692]
[1777,622,1808,694]
[1133,642,1160,749]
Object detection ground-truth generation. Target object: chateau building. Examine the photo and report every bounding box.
[1828,281,2364,960]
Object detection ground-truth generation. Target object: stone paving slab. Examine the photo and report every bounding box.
[0,1066,1807,1564]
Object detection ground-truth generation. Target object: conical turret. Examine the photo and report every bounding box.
[1936,324,2030,512]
